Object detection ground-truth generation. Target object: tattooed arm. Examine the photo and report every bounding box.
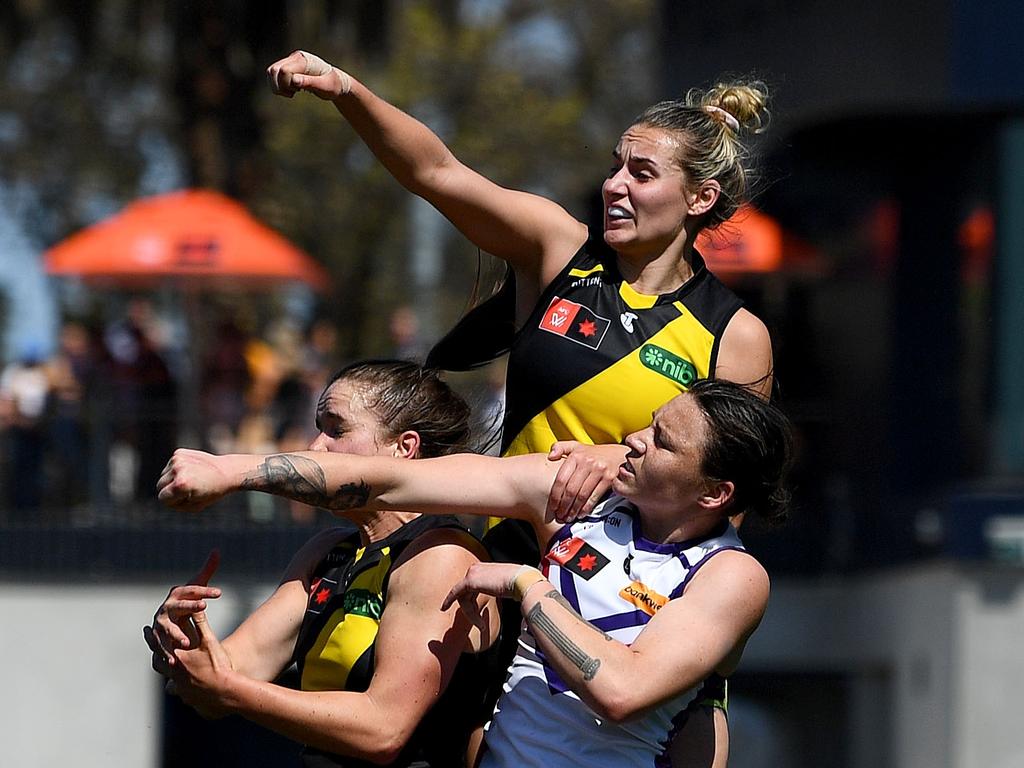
[156,448,563,537]
[238,454,371,510]
[157,450,382,514]
[443,557,771,724]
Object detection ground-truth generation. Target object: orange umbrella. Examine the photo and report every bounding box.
[45,189,330,291]
[696,205,783,274]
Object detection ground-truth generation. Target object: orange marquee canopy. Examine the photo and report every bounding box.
[45,189,330,291]
[696,205,784,274]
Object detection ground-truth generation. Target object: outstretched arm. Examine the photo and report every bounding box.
[267,50,587,292]
[158,448,563,540]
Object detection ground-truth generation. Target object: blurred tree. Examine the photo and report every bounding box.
[252,0,656,357]
[1,0,655,360]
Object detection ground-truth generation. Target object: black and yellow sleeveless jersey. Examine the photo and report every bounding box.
[294,514,503,768]
[502,231,743,457]
[480,232,743,569]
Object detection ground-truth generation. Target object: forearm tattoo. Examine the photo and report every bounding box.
[545,590,614,642]
[526,590,603,681]
[240,454,371,510]
[330,480,371,510]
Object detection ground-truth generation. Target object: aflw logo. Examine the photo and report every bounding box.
[640,344,697,387]
[539,296,610,350]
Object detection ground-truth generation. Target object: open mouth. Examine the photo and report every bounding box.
[607,205,633,221]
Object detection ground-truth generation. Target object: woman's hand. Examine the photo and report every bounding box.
[156,449,240,512]
[267,50,352,100]
[144,550,222,668]
[545,442,627,523]
[442,563,545,623]
[164,607,236,716]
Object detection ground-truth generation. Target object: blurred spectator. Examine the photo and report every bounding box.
[301,317,339,396]
[43,320,96,510]
[0,344,50,515]
[264,318,315,445]
[201,318,251,449]
[103,309,178,505]
[233,319,320,523]
[388,304,428,361]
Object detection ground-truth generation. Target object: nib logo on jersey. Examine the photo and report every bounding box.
[539,296,610,350]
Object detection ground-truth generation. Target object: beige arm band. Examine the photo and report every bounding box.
[511,565,547,603]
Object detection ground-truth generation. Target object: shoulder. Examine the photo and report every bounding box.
[536,220,590,288]
[716,308,773,396]
[683,548,769,612]
[389,523,487,594]
[401,524,488,563]
[722,307,770,351]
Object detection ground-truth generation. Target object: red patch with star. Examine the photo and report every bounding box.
[539,296,610,350]
[305,576,338,614]
[545,536,610,580]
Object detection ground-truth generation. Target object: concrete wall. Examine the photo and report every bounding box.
[744,562,1024,768]
[2,564,1021,767]
[954,569,1024,768]
[0,581,274,768]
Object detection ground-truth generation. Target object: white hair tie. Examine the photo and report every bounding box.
[704,105,740,133]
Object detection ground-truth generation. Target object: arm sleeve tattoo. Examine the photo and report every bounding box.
[525,589,609,681]
[240,454,371,510]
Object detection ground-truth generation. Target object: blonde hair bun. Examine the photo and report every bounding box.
[694,81,770,134]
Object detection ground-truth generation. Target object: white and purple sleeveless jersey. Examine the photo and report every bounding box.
[481,494,745,768]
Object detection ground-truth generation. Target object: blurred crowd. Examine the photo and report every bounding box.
[0,298,348,525]
[0,296,510,527]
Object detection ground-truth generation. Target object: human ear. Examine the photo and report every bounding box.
[392,430,422,459]
[698,479,735,511]
[687,180,721,218]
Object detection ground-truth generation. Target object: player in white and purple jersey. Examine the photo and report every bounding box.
[156,379,793,768]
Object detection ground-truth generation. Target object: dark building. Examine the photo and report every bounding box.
[660,0,1024,572]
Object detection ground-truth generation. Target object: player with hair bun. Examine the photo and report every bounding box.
[266,50,777,766]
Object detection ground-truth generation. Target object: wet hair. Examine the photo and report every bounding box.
[687,378,793,525]
[633,80,770,231]
[326,360,472,458]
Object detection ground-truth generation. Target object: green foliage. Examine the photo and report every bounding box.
[255,0,656,356]
[3,0,656,358]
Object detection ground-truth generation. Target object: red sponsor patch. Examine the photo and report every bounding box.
[540,297,581,336]
[539,296,610,350]
[547,536,586,565]
[306,576,338,614]
[546,537,610,580]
